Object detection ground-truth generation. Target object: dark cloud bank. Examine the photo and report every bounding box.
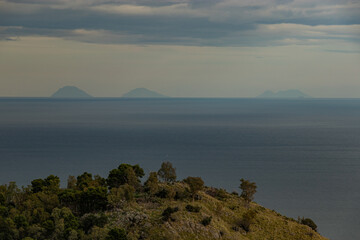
[0,0,359,46]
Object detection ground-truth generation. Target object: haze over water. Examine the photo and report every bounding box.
[0,98,359,240]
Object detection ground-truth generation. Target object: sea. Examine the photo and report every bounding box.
[0,98,359,240]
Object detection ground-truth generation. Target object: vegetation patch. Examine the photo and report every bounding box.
[0,162,327,240]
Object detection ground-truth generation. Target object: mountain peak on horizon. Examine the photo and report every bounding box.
[122,88,168,98]
[257,89,310,98]
[51,86,92,98]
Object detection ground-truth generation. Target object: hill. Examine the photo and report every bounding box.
[122,88,168,98]
[51,86,92,98]
[257,89,310,98]
[0,163,327,240]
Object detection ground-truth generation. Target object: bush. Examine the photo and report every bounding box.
[144,172,159,195]
[79,187,108,214]
[162,207,179,221]
[106,228,127,240]
[237,210,257,232]
[174,189,191,200]
[156,187,175,200]
[80,213,108,234]
[108,184,135,208]
[300,217,317,232]
[184,177,204,199]
[215,188,228,200]
[205,188,228,200]
[231,191,239,196]
[185,204,201,213]
[0,206,8,217]
[201,216,212,226]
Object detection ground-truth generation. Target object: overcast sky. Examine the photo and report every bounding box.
[0,0,359,97]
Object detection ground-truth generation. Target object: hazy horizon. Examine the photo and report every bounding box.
[2,87,360,99]
[0,0,359,97]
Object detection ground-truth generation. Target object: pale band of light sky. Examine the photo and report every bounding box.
[0,0,359,97]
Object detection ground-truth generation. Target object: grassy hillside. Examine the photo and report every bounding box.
[105,182,326,240]
[0,163,327,240]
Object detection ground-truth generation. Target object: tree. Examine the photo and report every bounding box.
[31,179,45,193]
[124,168,140,189]
[80,213,107,234]
[67,176,77,190]
[144,172,159,195]
[106,228,127,240]
[184,177,204,199]
[44,175,60,193]
[107,184,135,208]
[157,162,176,183]
[77,172,93,190]
[58,189,81,213]
[239,178,257,205]
[106,164,144,189]
[79,187,108,214]
[93,175,107,188]
[31,175,60,194]
[130,164,145,179]
[0,217,18,240]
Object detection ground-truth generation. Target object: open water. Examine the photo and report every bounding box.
[0,98,359,239]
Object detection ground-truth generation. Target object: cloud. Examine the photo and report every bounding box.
[91,3,206,17]
[0,0,359,46]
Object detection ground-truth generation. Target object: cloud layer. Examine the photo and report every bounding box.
[0,0,359,46]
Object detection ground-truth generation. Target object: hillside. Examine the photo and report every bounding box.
[51,86,92,98]
[122,88,168,98]
[0,163,327,240]
[109,183,326,240]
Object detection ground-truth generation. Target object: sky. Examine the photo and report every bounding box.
[0,0,359,98]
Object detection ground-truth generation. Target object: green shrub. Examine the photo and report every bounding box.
[231,191,239,196]
[184,177,204,199]
[80,213,108,234]
[0,193,5,205]
[79,187,108,214]
[144,172,159,195]
[185,204,201,213]
[0,206,8,217]
[174,189,191,200]
[106,228,127,240]
[201,216,212,226]
[108,184,135,208]
[237,210,257,232]
[156,187,175,200]
[205,188,228,200]
[162,207,179,221]
[300,217,317,232]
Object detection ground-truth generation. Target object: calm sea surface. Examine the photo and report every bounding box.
[0,98,359,239]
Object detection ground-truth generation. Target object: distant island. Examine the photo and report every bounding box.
[122,88,168,98]
[257,89,310,98]
[0,162,326,240]
[51,86,92,98]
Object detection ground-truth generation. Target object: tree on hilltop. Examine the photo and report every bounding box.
[144,172,159,195]
[106,164,144,189]
[157,162,176,183]
[184,177,204,199]
[239,178,257,205]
